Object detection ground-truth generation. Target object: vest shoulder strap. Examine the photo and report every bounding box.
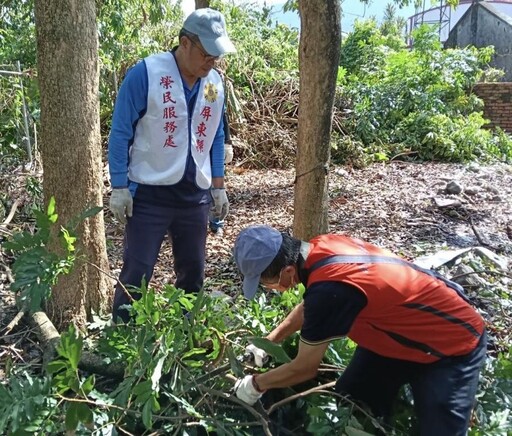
[307,254,472,305]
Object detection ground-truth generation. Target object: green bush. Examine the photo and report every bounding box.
[339,22,512,163]
[212,0,299,94]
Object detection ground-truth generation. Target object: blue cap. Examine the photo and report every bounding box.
[183,8,236,57]
[233,225,283,299]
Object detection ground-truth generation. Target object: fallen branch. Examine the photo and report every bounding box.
[267,382,390,434]
[1,263,15,283]
[0,226,13,236]
[201,386,273,436]
[267,381,335,415]
[79,349,125,379]
[390,150,418,161]
[469,216,494,249]
[1,199,21,226]
[2,309,26,336]
[28,310,125,377]
[29,311,61,367]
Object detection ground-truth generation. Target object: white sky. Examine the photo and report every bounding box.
[180,0,287,17]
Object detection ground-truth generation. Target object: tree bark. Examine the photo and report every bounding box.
[34,0,111,329]
[195,0,210,9]
[293,0,341,240]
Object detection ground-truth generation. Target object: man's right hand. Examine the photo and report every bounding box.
[109,188,133,224]
[245,343,268,367]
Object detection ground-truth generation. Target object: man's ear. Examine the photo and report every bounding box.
[283,265,295,275]
[283,265,297,284]
[179,35,189,48]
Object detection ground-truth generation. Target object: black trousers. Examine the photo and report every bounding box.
[335,332,487,436]
[112,185,210,322]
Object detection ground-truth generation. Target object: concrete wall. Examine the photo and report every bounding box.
[473,82,512,132]
[445,2,512,81]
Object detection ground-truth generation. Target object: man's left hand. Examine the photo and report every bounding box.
[235,375,263,405]
[211,188,229,221]
[224,142,233,164]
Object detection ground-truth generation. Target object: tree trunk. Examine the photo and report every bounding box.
[195,0,210,9]
[293,0,341,240]
[34,0,111,329]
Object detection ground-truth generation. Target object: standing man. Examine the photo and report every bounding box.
[233,225,487,436]
[108,8,235,322]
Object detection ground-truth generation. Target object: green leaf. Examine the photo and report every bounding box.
[182,348,207,359]
[46,196,58,223]
[57,325,83,370]
[345,427,375,436]
[249,337,291,363]
[226,345,245,378]
[142,398,153,429]
[81,374,95,396]
[75,402,93,424]
[112,376,135,405]
[46,360,67,375]
[67,206,102,229]
[24,399,34,420]
[132,380,152,397]
[65,402,80,432]
[166,393,201,418]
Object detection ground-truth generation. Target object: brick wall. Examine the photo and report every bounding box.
[473,83,512,133]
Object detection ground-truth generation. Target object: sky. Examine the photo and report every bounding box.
[265,1,418,33]
[180,0,419,33]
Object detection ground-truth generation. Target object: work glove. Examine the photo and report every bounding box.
[210,188,229,221]
[109,188,133,224]
[224,142,233,164]
[246,344,268,367]
[235,375,263,405]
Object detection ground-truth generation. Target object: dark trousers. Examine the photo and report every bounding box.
[112,187,209,322]
[335,332,487,436]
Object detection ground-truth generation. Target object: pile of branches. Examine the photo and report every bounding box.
[229,76,349,169]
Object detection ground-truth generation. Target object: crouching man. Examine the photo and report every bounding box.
[232,225,486,436]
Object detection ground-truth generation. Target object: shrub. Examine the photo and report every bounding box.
[338,22,510,163]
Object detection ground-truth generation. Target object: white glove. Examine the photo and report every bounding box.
[235,375,263,405]
[246,344,268,367]
[210,188,229,221]
[109,188,133,224]
[224,142,233,164]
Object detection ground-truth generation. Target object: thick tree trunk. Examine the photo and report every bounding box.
[293,0,341,240]
[195,0,210,9]
[34,0,111,329]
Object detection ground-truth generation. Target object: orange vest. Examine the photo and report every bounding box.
[305,235,484,363]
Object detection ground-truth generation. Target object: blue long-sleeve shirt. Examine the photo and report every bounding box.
[108,52,225,204]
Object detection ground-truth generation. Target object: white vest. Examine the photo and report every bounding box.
[128,52,224,189]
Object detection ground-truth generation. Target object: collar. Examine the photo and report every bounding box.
[297,241,310,285]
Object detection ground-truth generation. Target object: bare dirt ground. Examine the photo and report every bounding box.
[106,162,512,292]
[1,161,511,378]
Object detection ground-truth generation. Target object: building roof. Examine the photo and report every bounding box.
[461,1,512,28]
